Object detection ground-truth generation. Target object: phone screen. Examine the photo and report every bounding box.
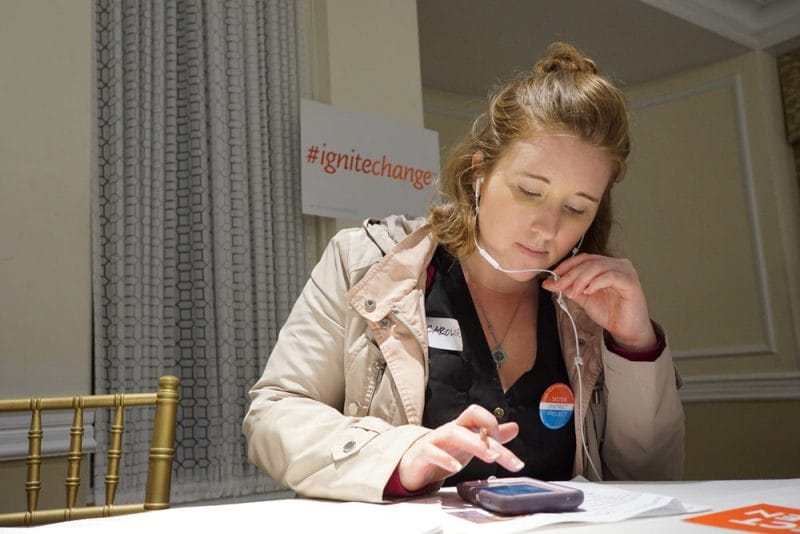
[482,484,552,496]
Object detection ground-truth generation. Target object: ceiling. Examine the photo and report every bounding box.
[417,0,800,96]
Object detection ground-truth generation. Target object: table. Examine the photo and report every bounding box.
[7,478,799,533]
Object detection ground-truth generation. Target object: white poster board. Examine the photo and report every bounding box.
[300,98,441,220]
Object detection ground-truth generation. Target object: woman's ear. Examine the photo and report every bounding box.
[470,151,483,172]
[470,151,484,203]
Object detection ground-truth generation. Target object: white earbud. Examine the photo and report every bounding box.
[571,235,585,257]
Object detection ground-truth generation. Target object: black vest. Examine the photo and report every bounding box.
[422,246,575,484]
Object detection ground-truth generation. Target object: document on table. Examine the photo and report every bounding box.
[418,479,711,533]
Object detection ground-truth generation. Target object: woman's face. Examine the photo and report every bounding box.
[475,134,613,280]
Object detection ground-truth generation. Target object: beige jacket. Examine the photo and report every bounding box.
[243,216,685,503]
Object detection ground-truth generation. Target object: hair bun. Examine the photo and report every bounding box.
[534,42,598,75]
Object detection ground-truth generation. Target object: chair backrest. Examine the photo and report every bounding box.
[0,375,179,527]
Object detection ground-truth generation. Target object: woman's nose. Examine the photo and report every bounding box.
[530,205,560,240]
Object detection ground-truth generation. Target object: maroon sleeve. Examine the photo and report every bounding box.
[604,321,666,362]
[383,466,437,499]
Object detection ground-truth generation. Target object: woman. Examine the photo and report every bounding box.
[243,42,684,502]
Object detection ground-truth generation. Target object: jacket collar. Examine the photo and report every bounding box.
[345,224,437,425]
[346,223,436,322]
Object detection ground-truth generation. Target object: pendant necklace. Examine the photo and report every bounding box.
[470,283,525,368]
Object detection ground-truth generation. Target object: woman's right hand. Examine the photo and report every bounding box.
[397,404,524,492]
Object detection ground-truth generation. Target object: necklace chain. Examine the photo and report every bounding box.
[467,274,526,368]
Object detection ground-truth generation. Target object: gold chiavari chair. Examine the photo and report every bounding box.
[0,375,179,527]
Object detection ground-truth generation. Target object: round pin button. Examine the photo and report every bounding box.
[539,382,575,430]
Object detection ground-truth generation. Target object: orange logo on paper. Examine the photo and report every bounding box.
[304,144,438,191]
[684,503,800,533]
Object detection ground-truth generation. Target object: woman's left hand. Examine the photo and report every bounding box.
[542,253,657,351]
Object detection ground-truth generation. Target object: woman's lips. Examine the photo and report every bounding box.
[516,242,548,258]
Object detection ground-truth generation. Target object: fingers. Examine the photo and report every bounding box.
[544,255,638,299]
[486,423,525,472]
[399,404,529,491]
[452,405,525,471]
[454,403,500,430]
[542,255,655,348]
[399,424,513,491]
[581,270,625,296]
[415,440,466,474]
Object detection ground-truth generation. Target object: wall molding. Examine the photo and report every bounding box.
[0,411,96,461]
[631,74,777,360]
[680,372,800,402]
[673,343,772,360]
[640,0,800,50]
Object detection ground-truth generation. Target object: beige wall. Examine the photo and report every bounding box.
[0,0,92,398]
[422,87,485,165]
[623,51,800,480]
[685,401,800,479]
[0,0,92,511]
[423,51,800,479]
[620,51,800,381]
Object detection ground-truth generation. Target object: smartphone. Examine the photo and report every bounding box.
[456,476,584,515]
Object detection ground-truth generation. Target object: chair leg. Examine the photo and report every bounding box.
[144,376,179,510]
[26,401,43,513]
[65,399,85,508]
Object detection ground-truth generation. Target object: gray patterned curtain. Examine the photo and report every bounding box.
[93,0,312,503]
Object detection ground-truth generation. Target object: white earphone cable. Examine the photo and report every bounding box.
[555,291,603,481]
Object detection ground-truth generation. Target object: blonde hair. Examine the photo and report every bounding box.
[427,42,630,258]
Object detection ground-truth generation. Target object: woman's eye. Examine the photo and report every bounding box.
[518,187,541,198]
[565,205,586,216]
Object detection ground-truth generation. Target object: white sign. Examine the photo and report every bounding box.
[300,98,440,220]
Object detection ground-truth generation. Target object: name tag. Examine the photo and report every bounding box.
[426,317,463,351]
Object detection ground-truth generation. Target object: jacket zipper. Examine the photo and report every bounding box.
[362,358,386,413]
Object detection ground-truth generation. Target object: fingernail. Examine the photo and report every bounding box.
[451,460,463,472]
[512,459,525,471]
